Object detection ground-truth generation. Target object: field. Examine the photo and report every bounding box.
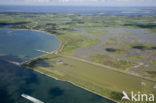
[24,54,156,102]
[0,12,156,102]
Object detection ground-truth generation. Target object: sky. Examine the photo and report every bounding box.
[0,0,156,6]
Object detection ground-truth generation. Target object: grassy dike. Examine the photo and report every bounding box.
[22,29,119,102]
[22,30,156,103]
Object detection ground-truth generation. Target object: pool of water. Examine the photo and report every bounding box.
[0,29,114,103]
[0,29,60,62]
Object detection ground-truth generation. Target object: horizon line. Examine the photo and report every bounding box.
[0,4,156,7]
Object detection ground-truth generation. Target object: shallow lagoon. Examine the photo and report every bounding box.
[0,29,60,62]
[0,29,114,103]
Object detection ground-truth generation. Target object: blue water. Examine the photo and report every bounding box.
[0,29,114,103]
[0,5,156,15]
[0,29,60,62]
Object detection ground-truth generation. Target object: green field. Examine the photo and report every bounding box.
[24,54,156,102]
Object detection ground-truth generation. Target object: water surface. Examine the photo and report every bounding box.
[0,29,60,62]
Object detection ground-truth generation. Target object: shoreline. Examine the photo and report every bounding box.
[6,28,117,102]
[0,28,64,64]
[1,27,117,102]
[27,67,118,103]
[1,28,154,103]
[1,27,155,82]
